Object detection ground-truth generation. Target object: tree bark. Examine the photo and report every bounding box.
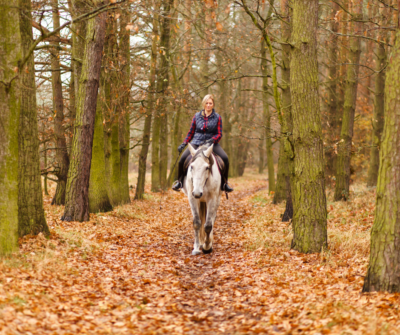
[62,6,107,222]
[0,0,21,253]
[51,0,70,206]
[367,47,387,185]
[260,39,275,193]
[89,103,113,213]
[325,2,339,180]
[279,0,293,221]
[363,22,400,293]
[18,0,49,237]
[158,0,174,190]
[103,13,122,206]
[135,5,158,200]
[70,0,87,94]
[118,8,131,204]
[290,0,327,253]
[334,0,363,201]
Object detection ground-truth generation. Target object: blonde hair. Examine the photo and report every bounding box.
[201,94,215,108]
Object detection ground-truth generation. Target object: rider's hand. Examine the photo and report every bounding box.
[205,139,214,145]
[178,143,186,153]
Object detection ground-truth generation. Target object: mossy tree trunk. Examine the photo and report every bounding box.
[89,103,113,213]
[363,21,400,293]
[51,0,70,206]
[334,0,363,201]
[367,41,386,187]
[290,0,327,253]
[68,71,76,154]
[62,6,107,222]
[103,13,122,206]
[325,2,339,180]
[118,8,131,204]
[0,0,21,253]
[18,0,49,237]
[135,4,158,200]
[260,39,275,193]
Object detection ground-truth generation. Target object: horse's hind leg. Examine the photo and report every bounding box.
[189,198,202,256]
[203,199,219,253]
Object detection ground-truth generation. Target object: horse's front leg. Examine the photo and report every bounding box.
[203,198,220,253]
[189,197,202,256]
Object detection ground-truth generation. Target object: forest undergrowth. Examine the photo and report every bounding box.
[0,171,399,334]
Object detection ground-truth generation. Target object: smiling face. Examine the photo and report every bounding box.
[204,98,214,113]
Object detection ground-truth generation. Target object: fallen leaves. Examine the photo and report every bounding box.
[0,174,400,334]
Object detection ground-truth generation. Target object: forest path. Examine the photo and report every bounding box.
[79,178,269,334]
[3,174,400,334]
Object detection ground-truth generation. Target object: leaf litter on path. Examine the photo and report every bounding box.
[0,174,400,334]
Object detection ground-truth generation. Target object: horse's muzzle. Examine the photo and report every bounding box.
[192,191,203,199]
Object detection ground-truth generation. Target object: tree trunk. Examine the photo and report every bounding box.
[18,0,49,237]
[135,6,158,200]
[325,2,339,180]
[103,13,122,206]
[68,71,76,154]
[260,39,275,193]
[70,0,87,94]
[0,0,21,253]
[158,0,174,190]
[89,103,113,213]
[290,0,327,253]
[334,0,363,201]
[366,46,386,186]
[274,0,293,223]
[273,148,287,203]
[51,0,70,206]
[62,6,107,222]
[363,21,400,293]
[258,133,264,174]
[118,8,131,204]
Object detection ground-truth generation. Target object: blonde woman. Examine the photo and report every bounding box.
[172,94,234,193]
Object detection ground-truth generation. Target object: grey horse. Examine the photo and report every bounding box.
[183,143,222,255]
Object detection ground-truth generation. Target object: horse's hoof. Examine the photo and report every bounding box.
[192,250,201,256]
[202,247,213,254]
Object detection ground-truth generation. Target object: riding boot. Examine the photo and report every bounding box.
[172,180,182,192]
[224,183,234,192]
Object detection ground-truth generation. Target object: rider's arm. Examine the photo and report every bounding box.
[184,115,196,144]
[211,115,222,144]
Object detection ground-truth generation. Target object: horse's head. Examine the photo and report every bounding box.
[188,143,213,199]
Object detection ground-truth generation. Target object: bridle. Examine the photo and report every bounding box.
[190,152,212,190]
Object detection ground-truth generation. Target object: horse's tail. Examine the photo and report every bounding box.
[199,202,207,246]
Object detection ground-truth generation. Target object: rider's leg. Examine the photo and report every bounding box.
[172,144,198,191]
[213,144,233,192]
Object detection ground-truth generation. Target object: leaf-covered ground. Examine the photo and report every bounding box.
[1,171,400,334]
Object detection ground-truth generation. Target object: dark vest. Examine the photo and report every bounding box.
[191,110,221,145]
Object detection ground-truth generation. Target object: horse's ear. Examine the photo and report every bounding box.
[203,144,213,158]
[188,143,197,156]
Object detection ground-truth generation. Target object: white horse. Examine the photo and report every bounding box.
[182,143,222,255]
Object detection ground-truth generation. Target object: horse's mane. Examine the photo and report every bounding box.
[191,144,214,174]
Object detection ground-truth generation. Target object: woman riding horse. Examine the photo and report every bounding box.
[172,94,234,193]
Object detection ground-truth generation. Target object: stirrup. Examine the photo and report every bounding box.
[172,180,182,192]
